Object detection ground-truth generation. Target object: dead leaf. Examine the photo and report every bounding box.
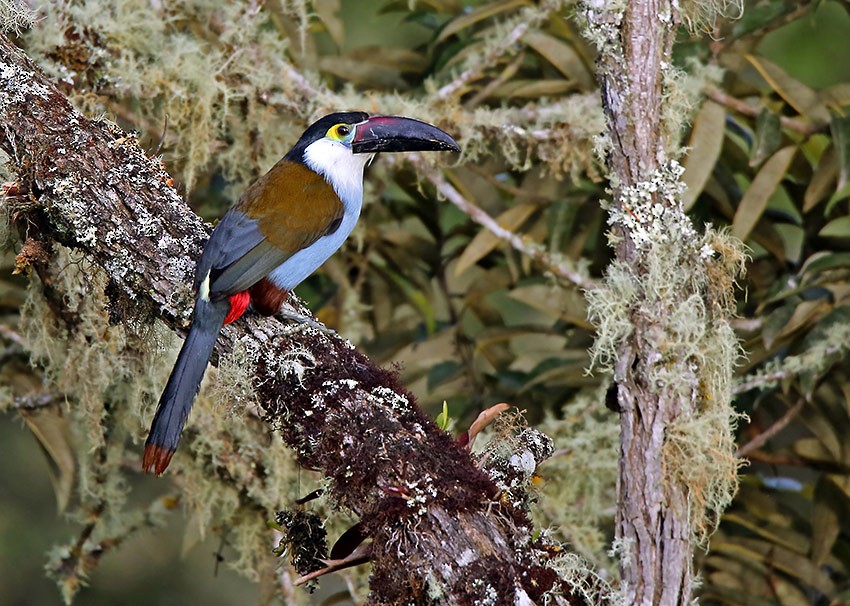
[522,30,592,88]
[438,0,530,42]
[465,402,511,449]
[330,522,367,560]
[732,146,796,241]
[455,204,537,276]
[747,55,830,125]
[21,407,75,513]
[803,145,837,213]
[683,99,726,210]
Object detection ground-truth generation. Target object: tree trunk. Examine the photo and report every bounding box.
[584,2,740,605]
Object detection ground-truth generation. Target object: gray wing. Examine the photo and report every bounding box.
[193,210,288,299]
[209,240,288,296]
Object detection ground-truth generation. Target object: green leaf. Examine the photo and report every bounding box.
[750,108,782,167]
[314,0,344,49]
[732,146,797,241]
[435,400,450,430]
[508,283,591,327]
[819,216,850,238]
[774,224,804,264]
[803,144,837,213]
[772,300,831,348]
[801,251,850,276]
[824,181,850,216]
[522,30,592,88]
[812,477,845,566]
[761,303,795,349]
[767,182,801,225]
[683,100,726,211]
[384,270,438,334]
[428,361,462,391]
[437,0,529,42]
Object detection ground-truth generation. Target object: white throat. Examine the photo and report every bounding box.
[302,138,373,209]
[266,139,374,291]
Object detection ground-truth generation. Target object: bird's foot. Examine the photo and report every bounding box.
[277,308,337,336]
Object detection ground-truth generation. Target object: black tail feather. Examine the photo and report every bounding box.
[144,298,227,475]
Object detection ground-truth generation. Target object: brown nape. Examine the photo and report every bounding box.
[142,444,175,476]
[249,278,289,316]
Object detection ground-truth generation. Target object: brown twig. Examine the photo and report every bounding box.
[732,370,789,395]
[410,157,597,291]
[705,86,819,135]
[293,543,372,586]
[710,0,817,57]
[735,398,805,458]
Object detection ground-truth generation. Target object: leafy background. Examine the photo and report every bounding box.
[1,0,850,604]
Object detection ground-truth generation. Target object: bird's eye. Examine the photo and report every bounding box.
[327,123,353,141]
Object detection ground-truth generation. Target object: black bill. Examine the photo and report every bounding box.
[351,115,460,154]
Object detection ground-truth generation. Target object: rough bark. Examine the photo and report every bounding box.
[586,1,705,605]
[0,34,598,605]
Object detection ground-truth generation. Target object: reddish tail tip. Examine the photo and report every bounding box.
[143,444,175,476]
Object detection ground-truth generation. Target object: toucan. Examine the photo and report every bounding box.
[143,112,459,475]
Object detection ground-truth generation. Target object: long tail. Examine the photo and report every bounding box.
[143,298,228,475]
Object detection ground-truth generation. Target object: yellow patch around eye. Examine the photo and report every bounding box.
[326,123,350,141]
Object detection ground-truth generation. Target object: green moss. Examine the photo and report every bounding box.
[534,386,619,570]
[544,551,623,606]
[586,261,637,373]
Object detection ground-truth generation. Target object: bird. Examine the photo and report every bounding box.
[143,112,460,475]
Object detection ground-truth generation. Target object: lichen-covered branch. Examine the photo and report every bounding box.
[582,1,743,605]
[0,34,602,605]
[409,156,597,291]
[434,5,543,102]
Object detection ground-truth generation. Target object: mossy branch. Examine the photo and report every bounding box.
[0,33,603,605]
